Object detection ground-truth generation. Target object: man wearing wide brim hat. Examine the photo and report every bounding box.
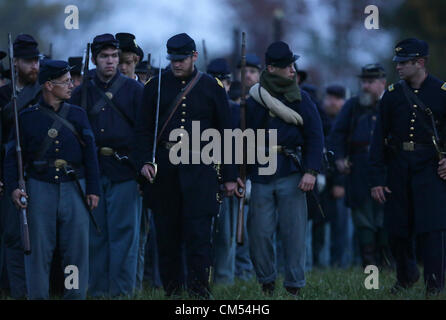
[329,63,390,270]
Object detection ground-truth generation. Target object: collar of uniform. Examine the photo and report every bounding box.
[38,97,63,113]
[93,69,122,89]
[174,66,198,84]
[405,73,431,91]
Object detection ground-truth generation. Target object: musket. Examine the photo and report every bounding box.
[49,43,53,59]
[147,53,152,80]
[236,32,247,245]
[147,56,162,182]
[81,43,90,109]
[202,39,208,69]
[8,33,31,255]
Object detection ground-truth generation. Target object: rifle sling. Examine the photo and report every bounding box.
[3,83,41,121]
[88,76,134,127]
[34,103,85,162]
[156,71,203,143]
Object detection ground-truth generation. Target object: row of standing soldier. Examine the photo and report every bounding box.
[0,32,445,299]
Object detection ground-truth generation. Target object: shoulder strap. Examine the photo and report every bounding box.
[3,83,41,122]
[34,103,68,161]
[37,103,86,153]
[88,76,134,127]
[156,71,203,143]
[398,80,437,138]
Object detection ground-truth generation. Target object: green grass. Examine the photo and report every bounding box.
[2,267,445,300]
[131,267,446,300]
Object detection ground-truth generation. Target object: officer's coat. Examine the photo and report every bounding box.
[134,68,237,216]
[369,74,446,236]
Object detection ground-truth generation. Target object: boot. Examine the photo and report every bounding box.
[360,244,377,268]
[285,286,300,296]
[262,282,275,296]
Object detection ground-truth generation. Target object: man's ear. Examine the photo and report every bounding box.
[267,65,275,73]
[44,81,52,92]
[192,51,198,63]
[91,55,96,66]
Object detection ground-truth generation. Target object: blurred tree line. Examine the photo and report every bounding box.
[227,0,446,96]
[385,0,446,79]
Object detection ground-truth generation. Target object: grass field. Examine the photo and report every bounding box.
[131,267,446,300]
[1,267,444,300]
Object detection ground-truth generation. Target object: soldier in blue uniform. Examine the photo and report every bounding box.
[0,34,42,299]
[3,60,100,299]
[70,34,144,297]
[314,85,349,268]
[369,38,446,295]
[116,33,143,82]
[134,33,238,299]
[206,57,239,285]
[68,57,83,88]
[245,41,324,296]
[330,64,391,268]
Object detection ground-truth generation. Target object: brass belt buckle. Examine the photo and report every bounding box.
[54,159,67,169]
[403,141,415,151]
[100,147,114,156]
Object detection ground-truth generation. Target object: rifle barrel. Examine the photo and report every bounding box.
[8,33,31,254]
[236,32,247,245]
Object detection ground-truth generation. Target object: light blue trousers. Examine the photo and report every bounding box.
[88,177,141,298]
[24,178,89,300]
[248,173,308,288]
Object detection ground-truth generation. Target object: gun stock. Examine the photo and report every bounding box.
[236,31,247,245]
[8,33,31,255]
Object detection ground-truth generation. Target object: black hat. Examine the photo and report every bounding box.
[207,58,231,80]
[166,33,196,61]
[115,32,141,56]
[13,34,40,59]
[228,80,242,101]
[357,63,386,79]
[265,41,299,68]
[91,33,119,58]
[39,59,73,85]
[135,60,148,73]
[326,85,346,99]
[136,47,144,62]
[68,56,82,75]
[237,53,262,70]
[393,38,429,62]
[0,50,6,60]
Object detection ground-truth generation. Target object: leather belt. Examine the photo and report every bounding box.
[401,141,432,151]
